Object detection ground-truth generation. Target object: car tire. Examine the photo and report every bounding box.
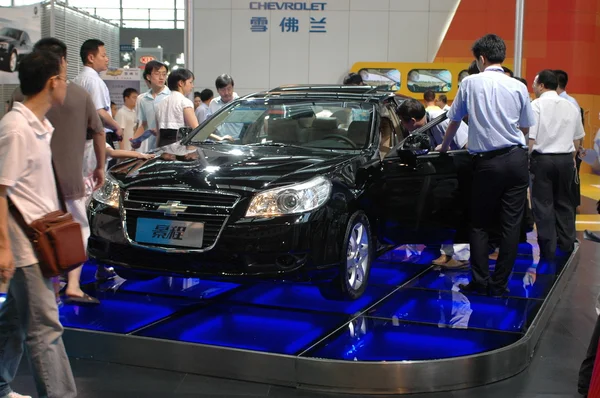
[320,211,372,300]
[8,50,17,72]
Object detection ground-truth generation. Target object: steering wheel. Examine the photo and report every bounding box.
[321,134,357,148]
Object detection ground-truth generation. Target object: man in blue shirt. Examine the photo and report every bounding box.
[440,34,536,297]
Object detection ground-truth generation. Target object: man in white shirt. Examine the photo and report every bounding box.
[114,88,138,151]
[529,69,584,264]
[195,88,213,124]
[208,74,239,116]
[553,70,580,109]
[435,94,451,111]
[0,51,76,398]
[131,60,171,152]
[73,39,123,140]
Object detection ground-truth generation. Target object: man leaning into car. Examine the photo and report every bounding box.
[439,34,535,297]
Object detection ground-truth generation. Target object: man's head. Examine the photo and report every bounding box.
[123,87,138,109]
[396,98,427,132]
[143,60,168,90]
[435,94,448,108]
[80,39,108,72]
[167,68,195,95]
[553,69,568,92]
[19,50,67,106]
[513,76,528,88]
[343,72,364,85]
[215,74,235,104]
[502,66,514,77]
[472,34,506,71]
[467,60,480,76]
[34,37,67,62]
[110,101,117,117]
[200,88,213,104]
[193,91,201,109]
[423,90,435,104]
[532,69,558,98]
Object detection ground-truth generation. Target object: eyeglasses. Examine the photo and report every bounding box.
[53,75,69,84]
[152,72,168,78]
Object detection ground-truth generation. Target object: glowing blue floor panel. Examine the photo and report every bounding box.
[0,243,573,363]
[369,288,541,333]
[304,318,522,361]
[136,304,347,355]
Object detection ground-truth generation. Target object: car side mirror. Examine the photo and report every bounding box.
[177,127,193,140]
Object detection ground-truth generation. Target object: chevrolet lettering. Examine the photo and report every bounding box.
[249,2,326,11]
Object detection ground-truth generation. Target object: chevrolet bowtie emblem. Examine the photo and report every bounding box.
[156,201,188,216]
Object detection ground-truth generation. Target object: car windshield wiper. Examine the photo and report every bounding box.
[246,142,304,148]
[193,139,228,144]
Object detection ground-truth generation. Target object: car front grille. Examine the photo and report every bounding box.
[122,188,240,251]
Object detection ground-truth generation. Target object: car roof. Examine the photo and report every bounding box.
[244,84,398,103]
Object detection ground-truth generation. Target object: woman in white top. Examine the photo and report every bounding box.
[155,68,228,147]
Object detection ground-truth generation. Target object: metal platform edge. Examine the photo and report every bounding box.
[62,244,580,395]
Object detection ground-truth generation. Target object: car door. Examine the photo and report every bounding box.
[373,118,472,246]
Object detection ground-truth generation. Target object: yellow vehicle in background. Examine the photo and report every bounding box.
[351,61,520,101]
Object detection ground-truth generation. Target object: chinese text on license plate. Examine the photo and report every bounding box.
[135,218,204,248]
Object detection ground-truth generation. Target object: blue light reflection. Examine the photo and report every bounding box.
[136,304,346,355]
[118,277,240,300]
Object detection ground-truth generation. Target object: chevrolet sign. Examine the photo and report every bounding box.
[156,201,188,216]
[250,2,326,10]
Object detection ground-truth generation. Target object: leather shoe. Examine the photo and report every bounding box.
[432,254,451,266]
[441,258,470,270]
[458,282,487,294]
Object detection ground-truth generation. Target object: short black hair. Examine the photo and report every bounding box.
[397,98,426,122]
[123,87,138,99]
[467,60,480,75]
[513,76,528,87]
[215,74,234,90]
[143,60,168,83]
[34,37,67,59]
[502,66,514,77]
[167,68,194,91]
[423,90,435,102]
[19,50,62,96]
[343,72,363,85]
[536,69,558,91]
[472,34,506,64]
[438,94,448,104]
[193,91,201,98]
[553,70,568,89]
[80,39,104,65]
[200,88,213,102]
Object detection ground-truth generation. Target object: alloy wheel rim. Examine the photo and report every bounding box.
[9,52,17,71]
[346,221,369,291]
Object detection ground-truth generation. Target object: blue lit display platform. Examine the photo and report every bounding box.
[2,241,579,395]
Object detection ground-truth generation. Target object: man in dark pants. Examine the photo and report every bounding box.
[529,70,583,263]
[439,34,535,297]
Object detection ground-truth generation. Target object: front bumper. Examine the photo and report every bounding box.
[88,200,344,280]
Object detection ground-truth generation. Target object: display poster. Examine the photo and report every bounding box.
[0,3,42,84]
[101,68,142,109]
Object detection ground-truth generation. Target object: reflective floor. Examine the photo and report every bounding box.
[0,236,568,363]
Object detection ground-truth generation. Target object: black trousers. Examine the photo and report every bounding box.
[470,146,529,291]
[530,153,576,261]
[579,312,600,395]
[158,129,178,147]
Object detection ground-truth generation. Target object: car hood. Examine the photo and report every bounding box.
[109,142,359,193]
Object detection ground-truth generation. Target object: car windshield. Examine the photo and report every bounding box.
[187,99,374,150]
[0,28,21,40]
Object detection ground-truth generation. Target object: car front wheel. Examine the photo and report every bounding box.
[9,50,17,72]
[327,211,372,300]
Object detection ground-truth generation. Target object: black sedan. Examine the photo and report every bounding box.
[0,27,33,72]
[88,85,472,299]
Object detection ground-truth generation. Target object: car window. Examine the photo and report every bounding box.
[407,69,452,93]
[188,99,374,150]
[0,28,21,41]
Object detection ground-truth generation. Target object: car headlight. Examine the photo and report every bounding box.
[0,43,8,51]
[246,176,332,217]
[92,173,120,208]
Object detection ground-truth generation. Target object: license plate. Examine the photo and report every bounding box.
[135,218,204,248]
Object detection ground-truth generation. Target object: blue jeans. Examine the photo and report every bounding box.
[0,264,76,398]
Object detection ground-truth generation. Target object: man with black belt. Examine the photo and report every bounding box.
[529,70,584,263]
[439,34,535,297]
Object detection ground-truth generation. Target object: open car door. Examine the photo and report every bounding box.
[374,113,473,246]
